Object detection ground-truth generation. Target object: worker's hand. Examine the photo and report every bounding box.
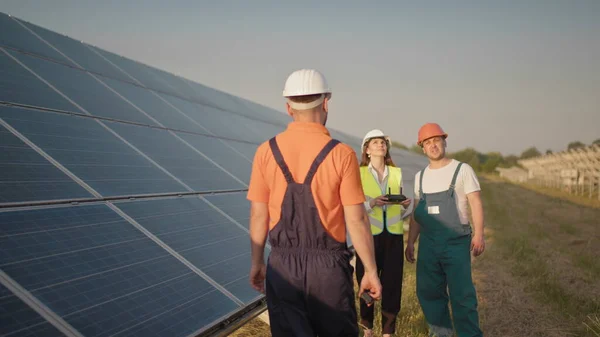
[249,262,266,294]
[358,270,382,306]
[399,198,411,208]
[405,242,416,263]
[370,195,390,208]
[471,233,485,257]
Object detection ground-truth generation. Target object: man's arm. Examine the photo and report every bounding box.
[344,203,382,301]
[246,144,270,293]
[467,191,485,256]
[338,150,381,300]
[467,191,484,237]
[462,164,485,256]
[250,201,269,266]
[407,199,421,245]
[405,199,420,263]
[344,204,377,273]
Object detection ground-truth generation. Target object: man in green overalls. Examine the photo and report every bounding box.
[405,123,486,337]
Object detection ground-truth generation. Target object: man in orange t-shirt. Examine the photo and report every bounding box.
[247,69,382,337]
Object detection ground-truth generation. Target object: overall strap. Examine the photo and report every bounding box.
[418,168,425,199]
[449,162,463,193]
[303,139,340,185]
[269,137,295,184]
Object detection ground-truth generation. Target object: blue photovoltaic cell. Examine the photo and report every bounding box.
[237,97,290,127]
[7,50,160,126]
[203,193,251,231]
[108,122,247,191]
[0,204,239,337]
[160,94,277,144]
[115,197,261,303]
[88,46,183,97]
[185,80,252,116]
[0,50,77,112]
[16,19,133,83]
[0,284,66,337]
[177,134,253,184]
[98,76,208,134]
[0,13,68,63]
[226,141,259,162]
[150,70,205,104]
[0,106,186,196]
[0,119,92,203]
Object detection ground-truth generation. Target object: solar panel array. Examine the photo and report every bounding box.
[0,12,429,337]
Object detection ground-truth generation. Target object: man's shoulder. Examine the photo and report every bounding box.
[331,140,356,156]
[456,160,477,176]
[254,140,272,158]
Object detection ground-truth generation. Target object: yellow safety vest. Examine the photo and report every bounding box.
[360,165,404,235]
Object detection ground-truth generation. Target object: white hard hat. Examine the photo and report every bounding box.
[283,69,332,110]
[362,129,391,154]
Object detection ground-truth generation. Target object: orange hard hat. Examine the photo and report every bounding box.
[417,123,448,146]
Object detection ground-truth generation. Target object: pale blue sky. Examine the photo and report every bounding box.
[2,0,599,155]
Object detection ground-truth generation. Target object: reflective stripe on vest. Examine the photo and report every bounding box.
[360,165,404,235]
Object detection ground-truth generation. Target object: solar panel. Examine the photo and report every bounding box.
[0,51,76,112]
[0,13,68,63]
[15,18,133,84]
[0,10,428,337]
[0,283,67,337]
[0,204,240,337]
[6,50,162,126]
[107,122,247,191]
[114,196,259,303]
[0,119,93,203]
[0,106,186,198]
[88,46,187,97]
[159,94,284,144]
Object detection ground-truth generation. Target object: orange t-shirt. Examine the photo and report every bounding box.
[246,121,366,243]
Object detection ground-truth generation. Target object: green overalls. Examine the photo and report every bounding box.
[413,162,483,337]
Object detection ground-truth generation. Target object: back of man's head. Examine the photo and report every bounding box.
[283,69,332,123]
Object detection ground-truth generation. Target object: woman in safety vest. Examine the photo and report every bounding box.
[355,129,411,337]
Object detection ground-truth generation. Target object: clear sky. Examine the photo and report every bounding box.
[2,0,599,155]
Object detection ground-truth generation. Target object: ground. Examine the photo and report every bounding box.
[230,176,600,336]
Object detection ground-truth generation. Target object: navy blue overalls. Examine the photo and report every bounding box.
[413,162,483,337]
[265,137,358,337]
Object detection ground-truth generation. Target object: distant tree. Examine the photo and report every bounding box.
[498,155,520,168]
[391,141,408,150]
[449,148,483,172]
[546,149,553,155]
[567,141,586,150]
[520,147,541,159]
[480,152,503,173]
[592,139,600,146]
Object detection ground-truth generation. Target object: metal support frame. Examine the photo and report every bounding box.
[518,144,600,200]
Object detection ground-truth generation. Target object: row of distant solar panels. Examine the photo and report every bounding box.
[0,11,427,337]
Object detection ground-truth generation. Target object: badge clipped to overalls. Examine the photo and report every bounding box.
[427,206,440,214]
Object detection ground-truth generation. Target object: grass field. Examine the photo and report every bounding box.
[230,176,600,336]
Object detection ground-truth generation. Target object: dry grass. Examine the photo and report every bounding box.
[228,317,271,337]
[230,177,600,336]
[496,175,600,210]
[477,176,600,336]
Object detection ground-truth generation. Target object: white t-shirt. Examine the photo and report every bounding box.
[413,159,480,224]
